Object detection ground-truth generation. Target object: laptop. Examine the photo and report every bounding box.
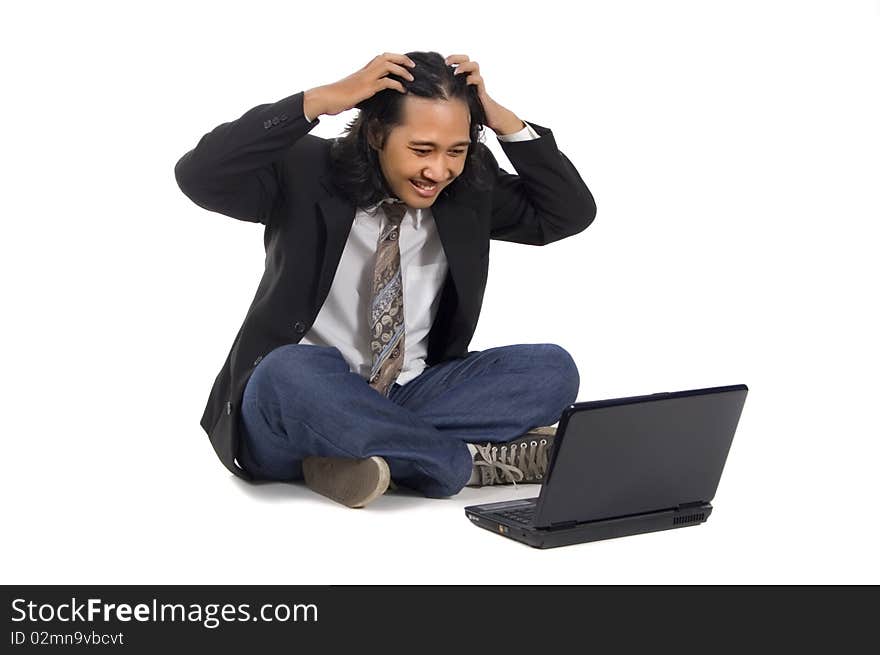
[464,384,748,548]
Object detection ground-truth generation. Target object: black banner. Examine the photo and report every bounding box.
[1,586,876,651]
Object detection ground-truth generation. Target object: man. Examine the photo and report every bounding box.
[174,51,596,508]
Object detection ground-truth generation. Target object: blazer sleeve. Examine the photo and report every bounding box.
[173,91,319,225]
[483,122,597,245]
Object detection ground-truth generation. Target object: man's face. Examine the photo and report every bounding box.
[371,96,472,209]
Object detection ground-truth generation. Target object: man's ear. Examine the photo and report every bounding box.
[366,120,383,151]
[367,118,388,150]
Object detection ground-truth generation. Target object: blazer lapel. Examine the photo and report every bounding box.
[430,191,482,302]
[315,188,356,311]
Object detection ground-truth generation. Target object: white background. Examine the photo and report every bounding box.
[2,0,878,584]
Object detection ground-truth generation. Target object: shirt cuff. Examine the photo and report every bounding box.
[303,108,313,123]
[496,121,540,142]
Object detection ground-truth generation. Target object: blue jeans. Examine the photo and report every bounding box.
[237,343,580,498]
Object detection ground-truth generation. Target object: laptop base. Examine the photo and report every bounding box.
[464,501,713,549]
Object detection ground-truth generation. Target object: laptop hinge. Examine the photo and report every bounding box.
[548,520,578,529]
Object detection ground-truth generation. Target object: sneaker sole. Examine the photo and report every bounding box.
[302,456,391,508]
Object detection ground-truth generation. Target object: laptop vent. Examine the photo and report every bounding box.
[673,513,705,526]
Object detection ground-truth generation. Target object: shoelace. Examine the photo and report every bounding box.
[473,438,551,487]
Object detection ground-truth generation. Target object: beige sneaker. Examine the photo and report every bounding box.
[302,456,391,508]
[468,426,557,487]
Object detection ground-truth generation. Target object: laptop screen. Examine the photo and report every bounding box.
[533,385,748,527]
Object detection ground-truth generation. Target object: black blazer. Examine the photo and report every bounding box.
[174,90,596,480]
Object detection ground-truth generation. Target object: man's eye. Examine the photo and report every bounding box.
[412,149,466,156]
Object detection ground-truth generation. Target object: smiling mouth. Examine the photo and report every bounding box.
[410,179,438,190]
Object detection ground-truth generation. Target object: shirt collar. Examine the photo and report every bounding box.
[361,197,425,229]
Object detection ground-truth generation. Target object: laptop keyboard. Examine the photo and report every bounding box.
[494,505,536,525]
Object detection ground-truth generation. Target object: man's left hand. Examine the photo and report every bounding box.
[445,54,525,136]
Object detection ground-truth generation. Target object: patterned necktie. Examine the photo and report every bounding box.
[368,201,408,396]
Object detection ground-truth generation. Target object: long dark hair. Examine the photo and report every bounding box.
[328,51,493,208]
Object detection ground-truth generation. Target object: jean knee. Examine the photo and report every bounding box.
[537,343,580,405]
[244,344,346,407]
[264,343,346,369]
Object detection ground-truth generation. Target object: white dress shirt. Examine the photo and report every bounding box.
[298,115,541,386]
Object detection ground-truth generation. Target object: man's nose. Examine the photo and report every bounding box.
[422,161,454,182]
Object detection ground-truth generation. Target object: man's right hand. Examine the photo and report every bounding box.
[303,53,416,119]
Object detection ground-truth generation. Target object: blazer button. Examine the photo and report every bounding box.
[280,113,288,121]
[263,119,272,130]
[293,321,306,333]
[272,116,280,125]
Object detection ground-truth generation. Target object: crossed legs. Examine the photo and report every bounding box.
[237,343,579,498]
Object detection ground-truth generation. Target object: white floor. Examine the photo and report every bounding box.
[6,413,876,585]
